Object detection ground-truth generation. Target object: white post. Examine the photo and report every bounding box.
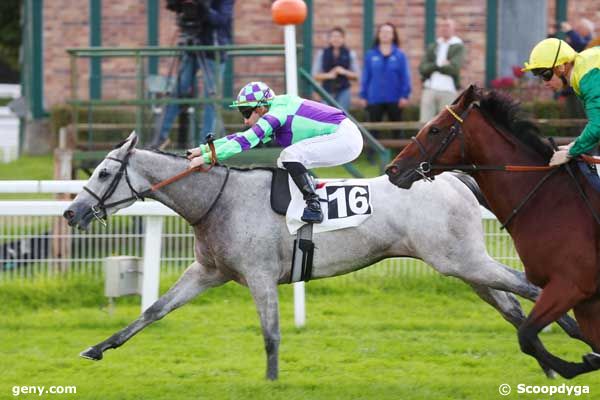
[141,216,164,312]
[284,24,299,96]
[294,280,306,327]
[284,23,306,327]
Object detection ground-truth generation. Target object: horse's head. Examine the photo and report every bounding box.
[63,132,145,230]
[386,85,480,189]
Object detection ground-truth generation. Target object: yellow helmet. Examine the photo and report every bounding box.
[522,38,576,71]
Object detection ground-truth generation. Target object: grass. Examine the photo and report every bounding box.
[0,275,597,399]
[0,155,56,199]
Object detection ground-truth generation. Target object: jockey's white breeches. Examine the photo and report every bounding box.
[276,118,363,169]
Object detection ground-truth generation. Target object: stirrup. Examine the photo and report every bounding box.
[301,201,323,223]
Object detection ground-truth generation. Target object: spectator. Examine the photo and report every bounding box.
[150,0,234,149]
[418,18,465,122]
[312,27,360,111]
[561,18,594,52]
[359,22,411,141]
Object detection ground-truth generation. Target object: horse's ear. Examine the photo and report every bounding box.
[125,131,138,151]
[456,84,477,108]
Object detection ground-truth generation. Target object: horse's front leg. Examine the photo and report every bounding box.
[518,279,598,379]
[246,273,281,380]
[80,261,229,360]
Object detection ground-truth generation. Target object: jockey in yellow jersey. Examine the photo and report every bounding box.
[523,38,600,166]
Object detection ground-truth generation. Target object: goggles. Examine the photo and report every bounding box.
[532,39,563,82]
[532,68,554,82]
[238,106,256,119]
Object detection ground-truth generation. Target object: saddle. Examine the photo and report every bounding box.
[577,161,600,192]
[577,154,600,193]
[270,168,292,215]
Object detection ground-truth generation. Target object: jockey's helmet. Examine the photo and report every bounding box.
[230,82,276,108]
[522,38,576,72]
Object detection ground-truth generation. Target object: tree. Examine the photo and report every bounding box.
[0,0,22,73]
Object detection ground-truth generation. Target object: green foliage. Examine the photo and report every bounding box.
[0,276,595,399]
[0,0,21,71]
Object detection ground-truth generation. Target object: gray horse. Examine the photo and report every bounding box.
[64,133,579,379]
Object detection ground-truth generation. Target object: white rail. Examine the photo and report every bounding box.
[0,181,506,325]
[0,199,173,312]
[0,84,20,163]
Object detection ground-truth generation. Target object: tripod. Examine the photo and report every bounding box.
[151,33,222,149]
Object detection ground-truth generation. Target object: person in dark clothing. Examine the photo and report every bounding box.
[312,27,360,111]
[561,19,594,52]
[151,0,234,149]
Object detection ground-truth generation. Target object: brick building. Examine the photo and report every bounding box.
[20,0,600,150]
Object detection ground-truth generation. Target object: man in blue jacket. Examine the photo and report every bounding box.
[359,22,411,141]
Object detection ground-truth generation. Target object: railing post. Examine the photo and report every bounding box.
[141,215,163,312]
[53,135,73,273]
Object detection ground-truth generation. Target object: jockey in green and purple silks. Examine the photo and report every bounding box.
[187,81,363,223]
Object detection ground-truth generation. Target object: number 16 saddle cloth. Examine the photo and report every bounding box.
[269,168,374,235]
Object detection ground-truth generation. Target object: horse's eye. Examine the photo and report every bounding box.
[430,127,440,135]
[98,169,110,179]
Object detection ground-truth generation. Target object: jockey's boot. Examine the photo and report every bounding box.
[291,172,323,223]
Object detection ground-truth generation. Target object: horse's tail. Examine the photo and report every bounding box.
[450,172,491,210]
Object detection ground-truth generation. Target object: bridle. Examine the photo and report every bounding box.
[408,103,600,229]
[82,140,228,227]
[411,104,475,181]
[83,151,142,226]
[411,104,558,181]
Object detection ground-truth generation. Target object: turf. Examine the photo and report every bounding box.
[0,275,596,399]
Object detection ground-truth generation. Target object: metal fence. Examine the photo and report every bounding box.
[0,211,523,283]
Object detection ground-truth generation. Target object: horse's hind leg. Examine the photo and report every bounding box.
[518,279,599,379]
[503,268,589,346]
[573,296,600,356]
[80,262,229,361]
[468,283,555,378]
[245,273,280,381]
[455,257,587,345]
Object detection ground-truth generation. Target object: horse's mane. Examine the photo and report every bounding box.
[474,88,554,160]
[147,148,188,159]
[144,148,279,173]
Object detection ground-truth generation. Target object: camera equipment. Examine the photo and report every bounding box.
[166,0,210,39]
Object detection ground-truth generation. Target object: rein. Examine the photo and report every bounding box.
[83,140,227,226]
[414,105,598,229]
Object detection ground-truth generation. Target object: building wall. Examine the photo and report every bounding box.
[41,0,600,111]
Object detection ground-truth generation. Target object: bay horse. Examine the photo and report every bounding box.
[64,132,578,380]
[386,84,600,379]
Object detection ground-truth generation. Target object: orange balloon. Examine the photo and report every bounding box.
[271,0,307,25]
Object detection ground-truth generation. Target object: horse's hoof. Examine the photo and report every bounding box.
[80,346,103,361]
[543,367,557,379]
[583,352,600,370]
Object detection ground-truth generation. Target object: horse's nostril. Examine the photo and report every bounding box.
[63,209,75,221]
[387,165,399,176]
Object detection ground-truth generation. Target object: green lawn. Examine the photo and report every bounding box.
[0,275,596,399]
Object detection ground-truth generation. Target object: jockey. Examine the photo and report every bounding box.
[523,38,600,166]
[187,81,363,223]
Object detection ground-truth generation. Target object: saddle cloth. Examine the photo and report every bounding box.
[577,157,600,192]
[270,169,373,235]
